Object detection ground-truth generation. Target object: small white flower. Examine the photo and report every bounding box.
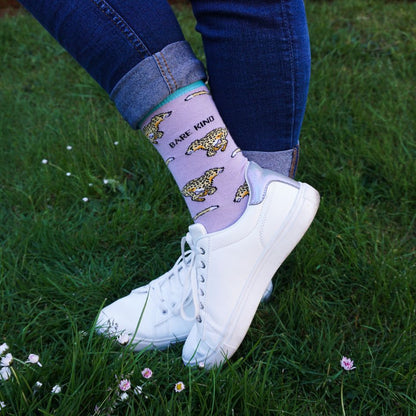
[114,141,119,146]
[103,179,109,185]
[1,353,13,367]
[33,381,43,394]
[133,385,143,395]
[41,159,48,164]
[51,385,62,394]
[0,401,6,409]
[27,354,42,367]
[82,197,89,202]
[0,343,8,355]
[0,366,11,381]
[66,172,71,177]
[119,392,129,401]
[174,381,185,393]
[117,333,130,345]
[88,183,93,187]
[66,145,72,150]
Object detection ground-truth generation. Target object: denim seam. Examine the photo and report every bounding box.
[160,52,179,91]
[89,0,151,60]
[280,0,296,147]
[153,53,174,94]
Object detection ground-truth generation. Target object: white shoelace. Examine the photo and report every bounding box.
[179,233,202,323]
[138,232,202,322]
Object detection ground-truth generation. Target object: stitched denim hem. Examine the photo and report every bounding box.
[110,41,206,129]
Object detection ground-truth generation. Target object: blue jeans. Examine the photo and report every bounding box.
[18,0,310,152]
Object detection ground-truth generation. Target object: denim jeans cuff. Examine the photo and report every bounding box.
[244,146,300,178]
[110,41,206,129]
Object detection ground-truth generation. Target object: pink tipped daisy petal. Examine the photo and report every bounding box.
[27,354,42,367]
[141,368,152,379]
[340,356,356,371]
[119,379,131,392]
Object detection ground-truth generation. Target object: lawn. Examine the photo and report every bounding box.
[0,1,415,414]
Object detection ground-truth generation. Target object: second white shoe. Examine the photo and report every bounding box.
[96,244,196,350]
[182,162,320,368]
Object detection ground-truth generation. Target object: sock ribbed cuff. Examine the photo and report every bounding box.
[139,81,206,128]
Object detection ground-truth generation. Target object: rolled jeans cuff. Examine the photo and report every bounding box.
[244,146,300,178]
[110,41,206,129]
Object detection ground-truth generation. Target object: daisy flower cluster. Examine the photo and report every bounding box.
[93,367,185,415]
[0,342,63,410]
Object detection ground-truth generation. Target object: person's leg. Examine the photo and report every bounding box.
[19,1,319,365]
[191,0,311,177]
[176,0,317,367]
[19,0,250,234]
[18,0,266,350]
[18,0,203,118]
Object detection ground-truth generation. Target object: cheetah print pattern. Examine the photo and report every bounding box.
[142,111,171,144]
[234,181,249,202]
[182,167,224,202]
[185,127,228,157]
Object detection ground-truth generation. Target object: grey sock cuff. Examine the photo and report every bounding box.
[243,146,299,178]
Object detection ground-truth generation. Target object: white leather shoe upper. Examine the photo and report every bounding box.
[95,162,315,358]
[182,162,320,368]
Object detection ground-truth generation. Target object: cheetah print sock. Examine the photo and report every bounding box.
[139,81,249,233]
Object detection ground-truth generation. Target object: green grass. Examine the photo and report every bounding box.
[0,1,415,414]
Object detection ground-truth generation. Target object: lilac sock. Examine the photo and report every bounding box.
[140,81,248,233]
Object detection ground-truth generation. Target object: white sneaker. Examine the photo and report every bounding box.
[96,240,196,350]
[96,237,273,351]
[182,162,320,368]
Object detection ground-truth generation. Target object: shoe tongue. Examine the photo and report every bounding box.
[187,223,207,243]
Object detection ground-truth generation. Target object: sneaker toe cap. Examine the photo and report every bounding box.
[96,292,193,350]
[96,293,155,339]
[182,325,231,369]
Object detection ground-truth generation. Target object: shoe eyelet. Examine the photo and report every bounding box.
[162,309,168,315]
[200,275,205,283]
[200,247,205,255]
[200,303,204,310]
[200,289,204,296]
[196,315,202,323]
[200,261,206,269]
